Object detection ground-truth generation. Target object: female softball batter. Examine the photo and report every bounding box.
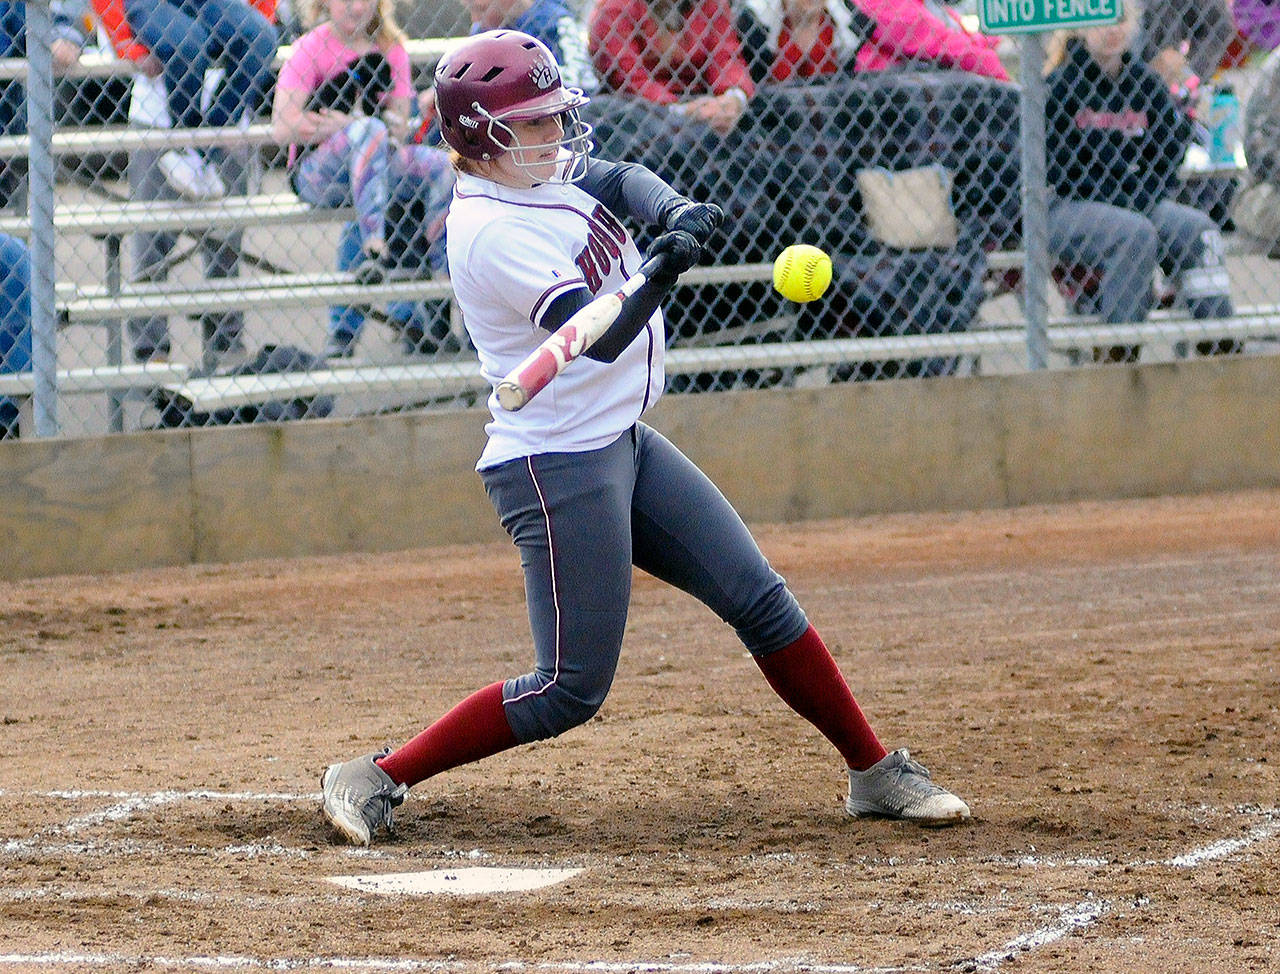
[320,29,969,845]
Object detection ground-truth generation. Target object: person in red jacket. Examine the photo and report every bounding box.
[590,0,755,135]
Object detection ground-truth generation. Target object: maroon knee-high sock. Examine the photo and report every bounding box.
[376,681,519,788]
[754,624,888,771]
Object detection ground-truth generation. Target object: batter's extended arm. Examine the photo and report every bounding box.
[495,254,666,412]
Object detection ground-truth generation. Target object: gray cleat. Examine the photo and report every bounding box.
[320,751,409,846]
[846,748,970,826]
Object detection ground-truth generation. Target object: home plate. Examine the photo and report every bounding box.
[326,867,583,896]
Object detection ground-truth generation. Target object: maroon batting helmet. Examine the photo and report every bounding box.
[434,30,592,180]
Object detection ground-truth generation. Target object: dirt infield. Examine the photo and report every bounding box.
[2,488,1277,972]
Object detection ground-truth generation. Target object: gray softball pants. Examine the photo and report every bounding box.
[480,422,810,745]
[1048,197,1232,323]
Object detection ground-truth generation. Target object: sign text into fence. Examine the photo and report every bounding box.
[978,0,1122,35]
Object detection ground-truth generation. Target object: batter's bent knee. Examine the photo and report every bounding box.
[503,673,610,743]
[733,580,809,657]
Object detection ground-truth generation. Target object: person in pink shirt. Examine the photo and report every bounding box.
[848,0,1007,81]
[272,0,453,285]
[728,0,1007,84]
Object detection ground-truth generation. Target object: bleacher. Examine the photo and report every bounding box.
[2,36,1277,437]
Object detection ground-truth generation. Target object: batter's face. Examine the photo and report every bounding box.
[490,115,566,187]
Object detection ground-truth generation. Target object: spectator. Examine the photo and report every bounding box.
[736,0,1008,83]
[325,0,600,360]
[0,232,29,439]
[1233,0,1280,55]
[93,0,274,368]
[590,0,756,134]
[1233,46,1280,257]
[0,2,85,207]
[589,0,994,370]
[728,0,996,378]
[735,0,872,84]
[273,0,455,360]
[1045,6,1235,362]
[587,0,815,262]
[460,0,598,92]
[97,0,277,200]
[1134,0,1234,88]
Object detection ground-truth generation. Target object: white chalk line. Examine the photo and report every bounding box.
[969,898,1112,971]
[1165,812,1280,867]
[959,808,1280,970]
[3,795,1278,973]
[0,957,919,973]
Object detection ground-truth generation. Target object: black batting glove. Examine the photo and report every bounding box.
[659,198,723,247]
[645,229,702,287]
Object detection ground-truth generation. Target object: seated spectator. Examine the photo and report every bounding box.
[330,0,587,358]
[94,0,275,369]
[97,0,277,200]
[735,0,871,84]
[588,0,820,265]
[460,0,598,92]
[1134,0,1234,89]
[1233,46,1280,257]
[327,164,456,359]
[727,1,997,377]
[588,0,998,373]
[0,231,29,439]
[1233,0,1280,56]
[591,0,756,135]
[0,1,84,207]
[273,0,455,360]
[736,0,1008,83]
[1045,6,1235,362]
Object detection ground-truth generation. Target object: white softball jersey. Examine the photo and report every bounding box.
[447,170,666,470]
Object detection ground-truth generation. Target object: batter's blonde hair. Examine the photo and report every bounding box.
[307,0,408,49]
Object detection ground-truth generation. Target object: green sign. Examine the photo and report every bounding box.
[978,0,1123,35]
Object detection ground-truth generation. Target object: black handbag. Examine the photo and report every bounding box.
[306,50,393,117]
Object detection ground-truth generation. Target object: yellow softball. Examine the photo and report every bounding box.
[772,244,833,303]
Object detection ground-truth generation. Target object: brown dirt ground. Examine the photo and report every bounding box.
[1,488,1278,973]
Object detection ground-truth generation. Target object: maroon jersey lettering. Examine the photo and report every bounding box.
[573,205,631,294]
[593,204,629,246]
[574,245,602,292]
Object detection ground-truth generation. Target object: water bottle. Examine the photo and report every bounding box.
[1207,85,1242,166]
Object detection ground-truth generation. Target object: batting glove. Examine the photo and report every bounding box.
[660,199,724,246]
[645,229,702,287]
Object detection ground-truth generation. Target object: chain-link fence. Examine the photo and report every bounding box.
[3,0,1278,439]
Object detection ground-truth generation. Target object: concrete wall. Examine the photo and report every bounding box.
[2,356,1277,581]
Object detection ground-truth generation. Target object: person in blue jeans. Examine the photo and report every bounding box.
[0,233,30,439]
[323,81,456,359]
[0,2,84,207]
[326,178,455,359]
[122,0,277,199]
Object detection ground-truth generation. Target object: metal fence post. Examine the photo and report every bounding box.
[1018,33,1050,371]
[25,0,59,436]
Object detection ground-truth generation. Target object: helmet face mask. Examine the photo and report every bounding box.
[435,30,594,184]
[480,105,593,184]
